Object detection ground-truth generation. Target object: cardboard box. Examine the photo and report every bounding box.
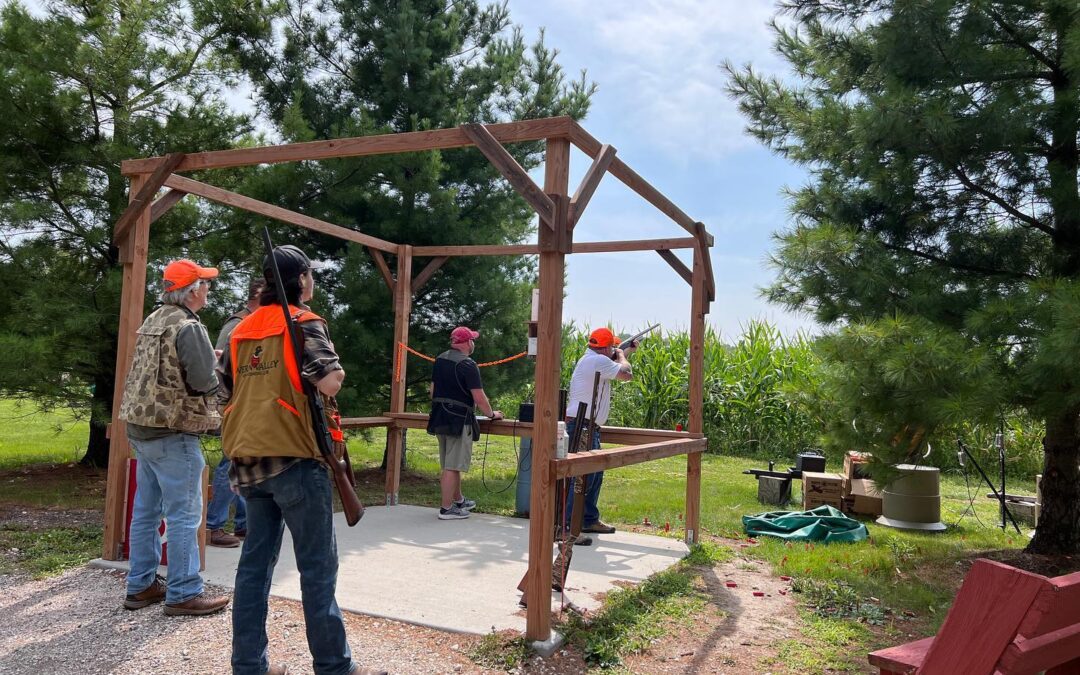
[803,471,843,510]
[846,477,883,516]
[806,494,844,511]
[843,451,872,481]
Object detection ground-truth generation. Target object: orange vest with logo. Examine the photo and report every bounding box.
[222,305,332,460]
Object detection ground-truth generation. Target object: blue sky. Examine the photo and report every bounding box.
[504,0,818,339]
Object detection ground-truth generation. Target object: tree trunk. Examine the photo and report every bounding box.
[1026,407,1080,554]
[80,371,116,468]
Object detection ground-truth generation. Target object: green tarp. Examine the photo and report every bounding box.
[743,505,869,543]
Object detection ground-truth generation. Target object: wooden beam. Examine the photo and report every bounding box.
[411,244,540,256]
[572,237,696,254]
[686,245,706,545]
[382,412,702,444]
[568,121,713,245]
[568,144,616,227]
[339,416,395,429]
[657,249,693,286]
[462,123,555,227]
[149,189,187,224]
[163,174,398,253]
[367,247,395,294]
[694,222,716,304]
[123,117,575,175]
[526,136,570,643]
[411,256,448,295]
[113,152,185,243]
[102,174,152,560]
[553,438,706,479]
[384,245,413,504]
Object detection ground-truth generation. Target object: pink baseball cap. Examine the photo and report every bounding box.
[451,326,480,344]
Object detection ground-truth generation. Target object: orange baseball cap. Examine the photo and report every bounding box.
[163,259,219,291]
[588,327,620,348]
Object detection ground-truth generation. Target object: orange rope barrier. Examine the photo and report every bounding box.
[396,342,528,368]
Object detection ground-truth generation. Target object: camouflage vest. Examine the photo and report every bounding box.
[118,305,221,434]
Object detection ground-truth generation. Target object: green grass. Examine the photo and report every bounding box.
[0,399,90,468]
[0,525,103,578]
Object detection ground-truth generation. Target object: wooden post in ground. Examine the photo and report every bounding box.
[102,174,152,560]
[685,244,706,545]
[385,245,413,504]
[525,138,570,642]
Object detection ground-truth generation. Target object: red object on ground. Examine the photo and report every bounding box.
[753,591,765,597]
[780,575,792,582]
[725,581,737,588]
[123,458,168,565]
[675,423,683,431]
[664,521,670,532]
[779,589,788,595]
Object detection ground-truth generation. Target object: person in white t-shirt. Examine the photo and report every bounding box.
[563,327,636,537]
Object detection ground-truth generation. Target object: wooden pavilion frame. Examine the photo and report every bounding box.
[104,116,714,642]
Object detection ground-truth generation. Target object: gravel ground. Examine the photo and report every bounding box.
[0,566,584,675]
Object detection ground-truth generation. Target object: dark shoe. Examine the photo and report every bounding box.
[233,529,247,538]
[164,591,230,616]
[209,528,241,548]
[582,520,616,534]
[574,535,594,546]
[265,665,289,675]
[123,575,166,610]
[350,666,389,675]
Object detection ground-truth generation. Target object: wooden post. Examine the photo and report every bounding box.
[525,138,570,642]
[685,245,706,546]
[384,245,413,504]
[102,174,152,560]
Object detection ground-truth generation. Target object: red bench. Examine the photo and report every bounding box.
[869,558,1080,675]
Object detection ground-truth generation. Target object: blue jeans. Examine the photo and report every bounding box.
[232,460,354,675]
[206,456,246,531]
[127,433,205,604]
[564,419,604,528]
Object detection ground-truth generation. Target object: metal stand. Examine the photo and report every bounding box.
[957,439,1022,534]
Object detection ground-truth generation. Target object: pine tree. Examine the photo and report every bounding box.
[219,0,594,413]
[727,1,1080,553]
[0,0,263,465]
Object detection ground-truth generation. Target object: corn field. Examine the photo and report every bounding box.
[559,320,821,460]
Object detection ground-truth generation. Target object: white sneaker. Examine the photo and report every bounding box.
[438,504,470,520]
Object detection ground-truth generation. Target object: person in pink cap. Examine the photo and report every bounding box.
[426,326,503,519]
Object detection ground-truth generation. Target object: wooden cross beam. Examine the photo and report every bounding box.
[657,249,693,286]
[149,189,187,224]
[568,144,616,227]
[412,256,448,295]
[113,152,186,243]
[367,247,395,294]
[163,174,398,253]
[461,123,555,228]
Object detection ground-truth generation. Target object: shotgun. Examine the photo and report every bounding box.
[262,227,364,526]
[613,323,659,359]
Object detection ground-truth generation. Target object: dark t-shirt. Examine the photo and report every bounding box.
[427,349,482,436]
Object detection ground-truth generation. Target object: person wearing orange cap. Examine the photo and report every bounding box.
[427,326,503,520]
[117,259,230,617]
[563,327,637,539]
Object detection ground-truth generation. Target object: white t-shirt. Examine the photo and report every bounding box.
[566,349,624,425]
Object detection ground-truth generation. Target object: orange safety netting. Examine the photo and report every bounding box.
[394,342,528,381]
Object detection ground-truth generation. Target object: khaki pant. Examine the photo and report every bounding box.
[437,425,473,472]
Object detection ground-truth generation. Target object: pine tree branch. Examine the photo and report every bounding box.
[130,28,224,108]
[983,7,1064,80]
[949,166,1055,237]
[880,241,1035,280]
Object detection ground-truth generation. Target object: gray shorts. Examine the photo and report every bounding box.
[438,425,474,472]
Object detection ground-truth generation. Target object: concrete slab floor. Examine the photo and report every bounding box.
[92,504,689,635]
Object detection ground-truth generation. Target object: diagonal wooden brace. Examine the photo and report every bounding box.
[657,249,693,286]
[461,123,555,228]
[113,152,185,243]
[568,144,616,228]
[149,189,187,224]
[412,256,448,295]
[368,247,395,294]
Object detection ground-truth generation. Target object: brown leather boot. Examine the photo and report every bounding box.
[208,528,242,548]
[164,591,230,616]
[123,576,166,610]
